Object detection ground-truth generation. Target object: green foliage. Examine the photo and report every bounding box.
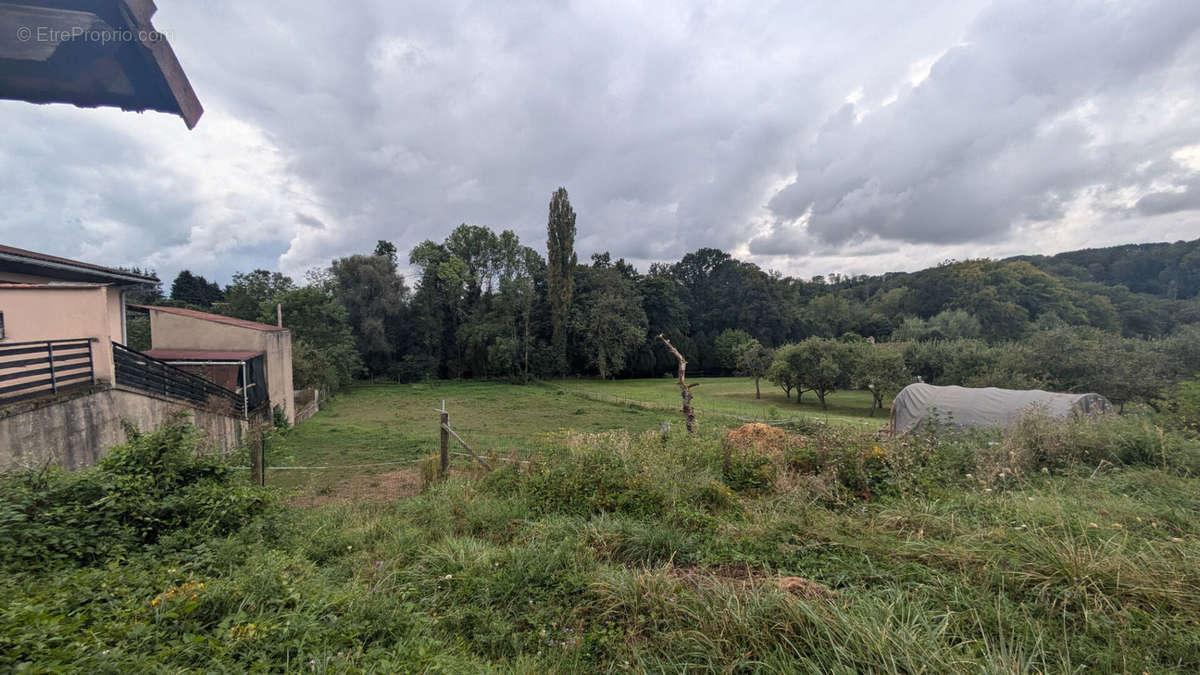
[1160,379,1200,433]
[721,449,777,495]
[771,337,855,409]
[0,416,273,570]
[330,253,409,377]
[269,285,360,393]
[569,266,647,378]
[5,381,1200,671]
[547,187,578,373]
[224,269,295,321]
[850,344,910,414]
[168,269,224,308]
[713,328,754,370]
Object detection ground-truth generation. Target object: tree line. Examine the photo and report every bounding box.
[125,188,1200,403]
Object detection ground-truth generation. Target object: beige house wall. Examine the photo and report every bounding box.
[0,285,120,382]
[0,386,247,471]
[148,311,295,424]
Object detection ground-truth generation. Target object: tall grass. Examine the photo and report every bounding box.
[2,411,1199,671]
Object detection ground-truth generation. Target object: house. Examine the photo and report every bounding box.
[138,305,295,425]
[0,243,156,390]
[0,246,277,468]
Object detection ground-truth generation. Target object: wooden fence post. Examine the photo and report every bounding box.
[250,430,264,486]
[259,430,267,486]
[439,401,449,479]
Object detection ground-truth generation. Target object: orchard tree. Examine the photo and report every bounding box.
[851,345,910,415]
[774,337,852,409]
[767,343,804,401]
[735,339,774,399]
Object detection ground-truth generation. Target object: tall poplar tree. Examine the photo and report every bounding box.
[546,187,577,373]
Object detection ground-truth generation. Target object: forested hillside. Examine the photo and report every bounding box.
[1011,238,1200,300]
[129,190,1200,391]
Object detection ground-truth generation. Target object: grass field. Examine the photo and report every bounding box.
[4,379,1200,671]
[553,376,888,428]
[267,381,682,496]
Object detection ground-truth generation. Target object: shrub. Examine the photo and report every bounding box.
[974,412,1200,481]
[0,415,274,570]
[721,450,777,495]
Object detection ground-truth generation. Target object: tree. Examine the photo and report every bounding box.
[735,339,774,399]
[119,267,164,305]
[224,269,295,320]
[767,343,804,401]
[851,345,910,415]
[264,285,360,393]
[169,270,224,307]
[374,240,398,265]
[570,266,647,378]
[713,328,754,372]
[774,338,851,409]
[546,187,577,374]
[329,253,409,377]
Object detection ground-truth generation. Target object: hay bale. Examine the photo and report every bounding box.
[725,423,790,454]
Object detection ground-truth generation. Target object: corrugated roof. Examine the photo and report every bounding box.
[136,305,288,332]
[0,244,158,284]
[144,349,263,361]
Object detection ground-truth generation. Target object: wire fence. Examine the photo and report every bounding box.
[545,384,881,429]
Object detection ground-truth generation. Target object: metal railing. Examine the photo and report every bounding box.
[112,342,243,417]
[0,338,95,405]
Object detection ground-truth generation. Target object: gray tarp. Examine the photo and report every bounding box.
[890,383,1111,434]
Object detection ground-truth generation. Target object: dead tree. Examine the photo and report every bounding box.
[657,333,698,432]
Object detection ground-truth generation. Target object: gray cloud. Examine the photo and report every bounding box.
[0,0,1197,285]
[756,0,1200,254]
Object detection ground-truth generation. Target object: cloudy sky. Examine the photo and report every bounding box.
[3,0,1199,285]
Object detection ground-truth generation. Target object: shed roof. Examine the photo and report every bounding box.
[136,305,287,332]
[0,244,158,285]
[143,348,263,362]
[0,0,203,128]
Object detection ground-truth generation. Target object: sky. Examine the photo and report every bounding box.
[2,0,1199,286]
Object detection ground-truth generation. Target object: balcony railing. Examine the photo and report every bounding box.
[0,338,94,405]
[113,342,243,417]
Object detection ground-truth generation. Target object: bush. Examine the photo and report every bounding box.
[721,450,777,495]
[1159,379,1200,434]
[974,412,1200,481]
[0,415,274,570]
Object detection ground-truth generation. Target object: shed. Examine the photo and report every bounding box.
[137,305,294,424]
[890,383,1111,435]
[142,348,267,416]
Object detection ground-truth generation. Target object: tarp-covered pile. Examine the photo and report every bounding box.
[890,383,1111,435]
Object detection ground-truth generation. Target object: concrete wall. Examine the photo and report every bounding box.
[0,285,120,383]
[0,386,247,471]
[149,311,295,424]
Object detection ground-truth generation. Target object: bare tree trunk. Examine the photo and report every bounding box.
[755,377,761,399]
[657,333,697,432]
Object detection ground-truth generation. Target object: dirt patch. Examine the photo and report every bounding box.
[669,564,835,600]
[773,575,835,599]
[725,423,791,454]
[289,469,424,507]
